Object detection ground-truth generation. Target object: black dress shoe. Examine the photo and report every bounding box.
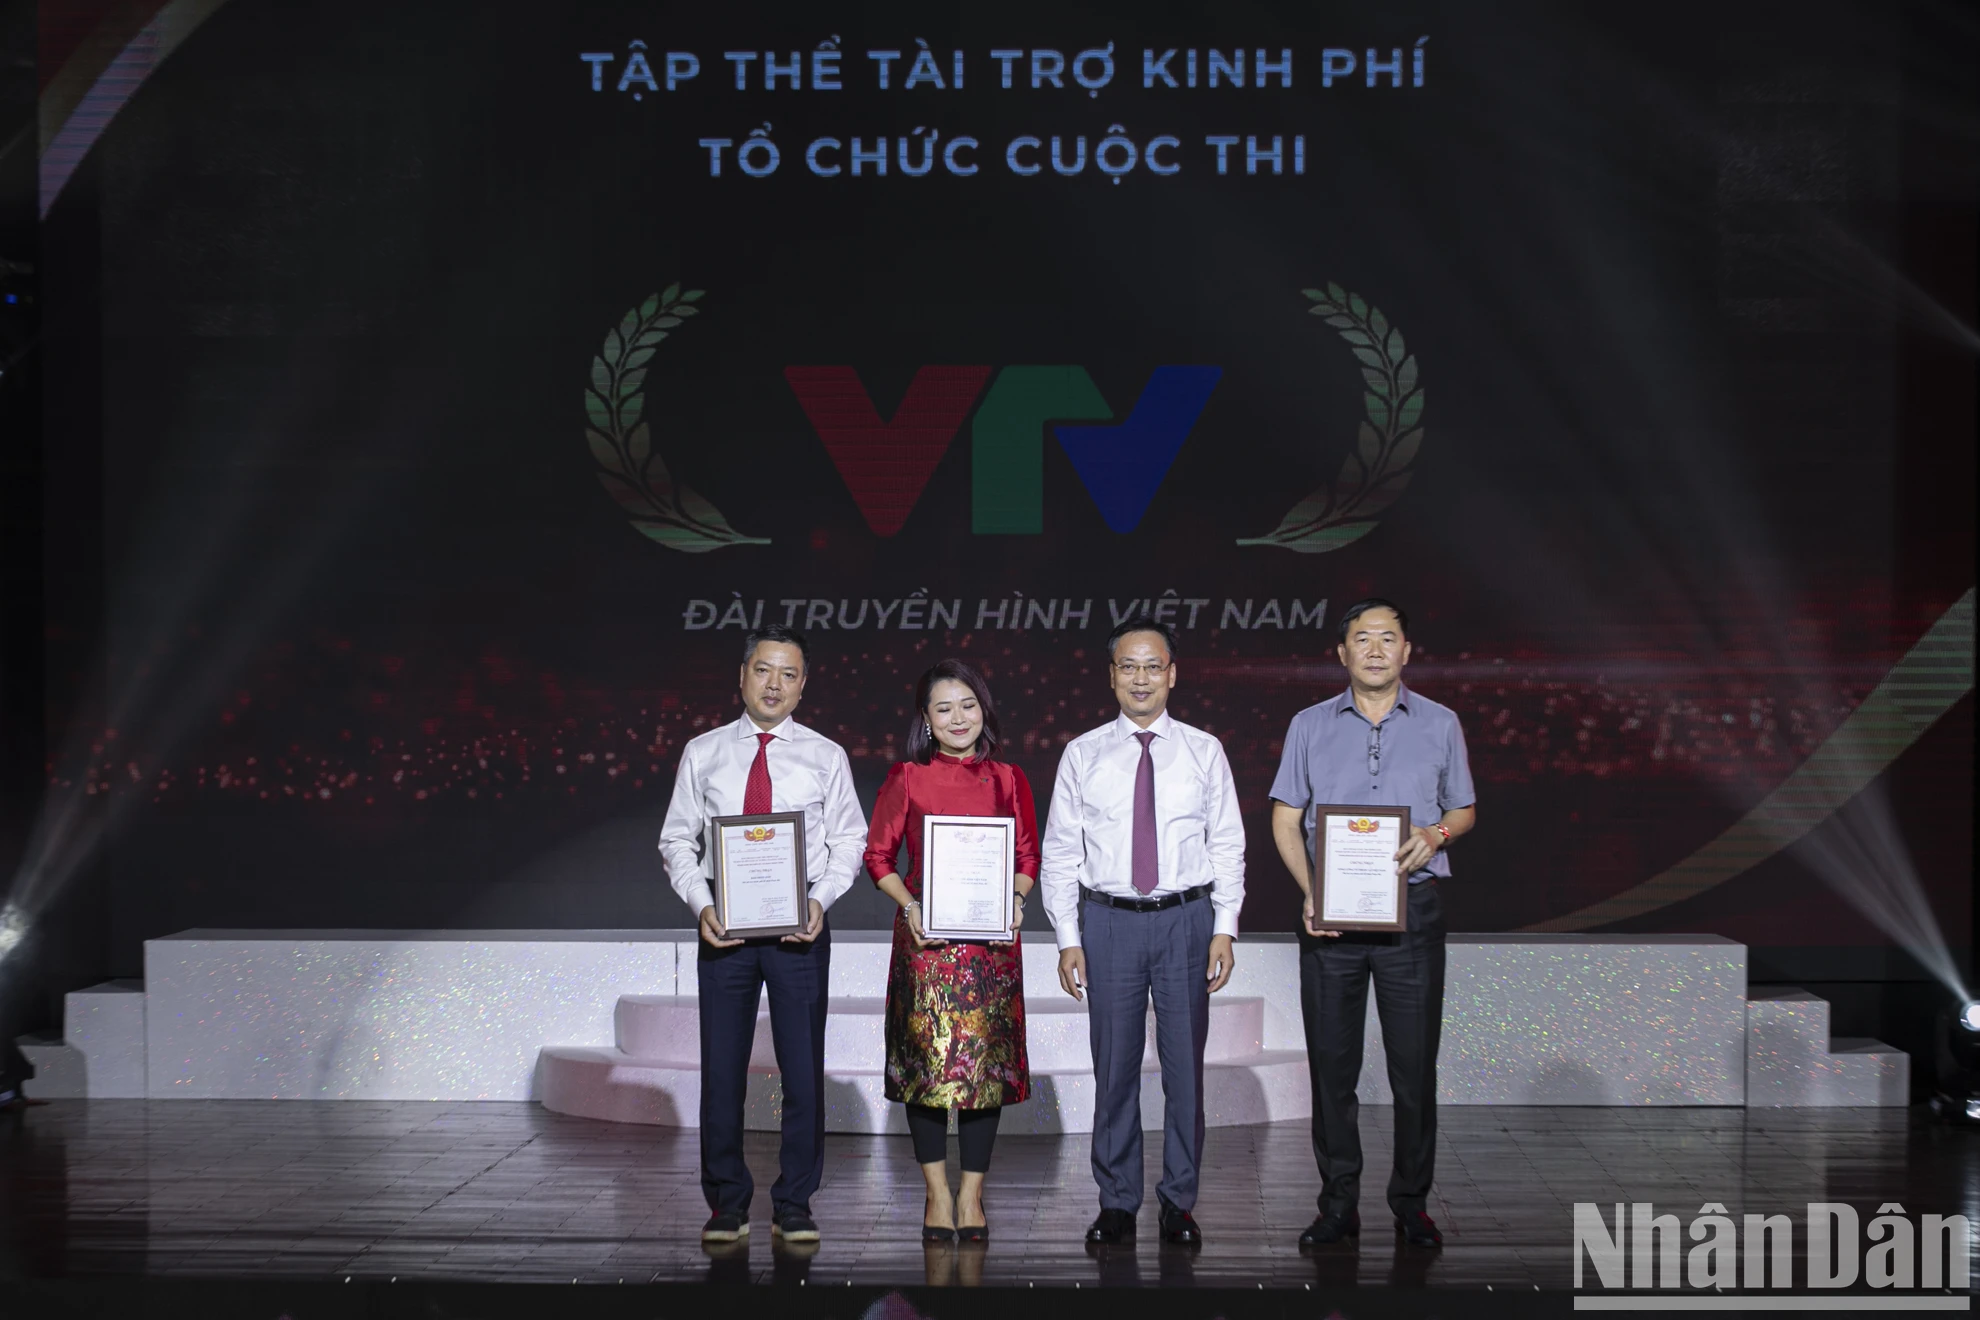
[701,1211,749,1242]
[1086,1208,1137,1243]
[1157,1202,1202,1246]
[772,1211,820,1243]
[1299,1209,1360,1247]
[1395,1211,1443,1247]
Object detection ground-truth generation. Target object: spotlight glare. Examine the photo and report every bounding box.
[0,901,26,963]
[1960,1002,1980,1033]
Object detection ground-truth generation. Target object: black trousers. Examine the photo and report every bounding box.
[697,928,831,1218]
[1298,879,1446,1219]
[904,1104,1003,1172]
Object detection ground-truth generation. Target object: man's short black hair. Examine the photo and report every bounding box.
[741,624,809,669]
[1336,598,1409,644]
[1105,616,1179,660]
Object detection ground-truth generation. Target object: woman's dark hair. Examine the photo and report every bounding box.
[905,659,1003,764]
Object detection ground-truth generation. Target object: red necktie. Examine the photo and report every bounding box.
[743,731,774,814]
[1131,730,1159,894]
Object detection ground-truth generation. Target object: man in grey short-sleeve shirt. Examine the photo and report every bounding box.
[1267,598,1476,1250]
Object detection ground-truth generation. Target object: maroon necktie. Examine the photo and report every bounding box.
[1131,730,1159,895]
[743,732,774,814]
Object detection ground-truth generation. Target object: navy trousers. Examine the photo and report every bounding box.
[1298,879,1446,1219]
[1080,891,1214,1215]
[697,927,831,1218]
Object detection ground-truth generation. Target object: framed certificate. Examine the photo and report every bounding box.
[1311,804,1411,932]
[710,811,808,938]
[919,814,1016,941]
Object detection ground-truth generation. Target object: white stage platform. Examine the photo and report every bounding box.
[16,929,1908,1129]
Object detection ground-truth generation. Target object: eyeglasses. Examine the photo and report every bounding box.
[1367,724,1383,778]
[1113,661,1171,680]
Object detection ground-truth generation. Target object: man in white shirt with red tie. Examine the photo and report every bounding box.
[659,625,867,1246]
[1041,616,1246,1247]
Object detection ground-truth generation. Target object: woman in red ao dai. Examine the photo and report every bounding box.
[863,659,1038,1243]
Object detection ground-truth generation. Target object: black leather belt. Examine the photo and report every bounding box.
[1080,883,1211,913]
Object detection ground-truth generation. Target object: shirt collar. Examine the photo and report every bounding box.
[1333,685,1412,720]
[736,714,796,741]
[1112,709,1176,741]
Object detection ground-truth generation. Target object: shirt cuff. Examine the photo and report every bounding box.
[682,881,716,918]
[809,867,858,913]
[1052,919,1082,953]
[1212,908,1240,940]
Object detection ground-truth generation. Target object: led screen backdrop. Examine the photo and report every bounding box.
[37,0,1973,959]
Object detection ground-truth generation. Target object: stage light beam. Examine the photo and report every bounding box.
[0,901,28,967]
[1786,783,1972,1007]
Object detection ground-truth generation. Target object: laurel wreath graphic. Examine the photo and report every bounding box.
[585,286,769,553]
[1237,284,1424,553]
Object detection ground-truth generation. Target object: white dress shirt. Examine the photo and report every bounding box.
[1039,710,1246,951]
[658,714,868,918]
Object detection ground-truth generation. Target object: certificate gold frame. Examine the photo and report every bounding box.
[919,814,1017,942]
[1311,804,1411,932]
[711,811,808,938]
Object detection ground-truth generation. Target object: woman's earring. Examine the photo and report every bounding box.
[924,722,932,737]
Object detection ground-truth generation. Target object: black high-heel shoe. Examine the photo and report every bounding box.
[958,1197,988,1243]
[924,1196,957,1243]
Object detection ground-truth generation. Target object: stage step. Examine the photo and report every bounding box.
[16,1031,86,1100]
[612,994,1266,1071]
[64,979,147,1098]
[1745,988,1908,1106]
[539,990,1297,1133]
[17,978,147,1100]
[536,1045,1311,1134]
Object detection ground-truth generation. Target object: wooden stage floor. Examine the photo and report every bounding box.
[1,1100,1974,1292]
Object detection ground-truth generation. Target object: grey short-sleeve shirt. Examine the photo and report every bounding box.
[1267,685,1476,882]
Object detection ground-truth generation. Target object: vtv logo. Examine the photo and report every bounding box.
[784,365,1222,536]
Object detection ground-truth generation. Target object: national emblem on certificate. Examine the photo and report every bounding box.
[1313,804,1411,931]
[919,814,1017,941]
[711,811,808,938]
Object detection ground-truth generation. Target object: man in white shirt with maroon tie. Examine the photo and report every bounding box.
[1041,616,1247,1247]
[659,626,867,1246]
